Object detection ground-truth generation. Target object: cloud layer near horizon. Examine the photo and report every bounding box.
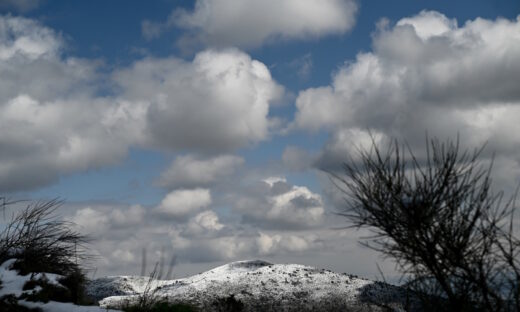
[62,172,329,275]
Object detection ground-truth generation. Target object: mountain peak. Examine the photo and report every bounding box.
[90,260,420,311]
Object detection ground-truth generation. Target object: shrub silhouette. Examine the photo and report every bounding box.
[0,199,89,276]
[332,137,520,311]
[0,199,93,306]
[211,294,244,312]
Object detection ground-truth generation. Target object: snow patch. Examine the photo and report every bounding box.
[0,259,121,311]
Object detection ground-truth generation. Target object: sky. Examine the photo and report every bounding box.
[0,0,519,280]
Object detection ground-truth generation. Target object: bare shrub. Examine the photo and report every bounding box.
[0,198,94,305]
[332,137,520,311]
[121,262,196,312]
[0,199,89,276]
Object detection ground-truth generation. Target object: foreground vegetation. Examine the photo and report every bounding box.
[0,199,93,309]
[334,137,520,311]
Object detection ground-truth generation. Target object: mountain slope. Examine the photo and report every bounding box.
[88,260,418,311]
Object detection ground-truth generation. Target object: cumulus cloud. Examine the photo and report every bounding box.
[114,49,284,153]
[157,154,244,189]
[256,232,317,255]
[183,210,225,236]
[67,204,146,236]
[233,177,325,229]
[60,197,328,275]
[0,15,282,192]
[293,11,520,173]
[57,170,334,275]
[0,16,61,60]
[295,11,520,130]
[156,188,212,219]
[68,207,110,234]
[110,204,146,227]
[167,230,254,263]
[0,15,144,192]
[151,0,357,49]
[395,10,457,39]
[314,128,387,171]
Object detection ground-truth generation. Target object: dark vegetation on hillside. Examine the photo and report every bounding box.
[333,136,520,311]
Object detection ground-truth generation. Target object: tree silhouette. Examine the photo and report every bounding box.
[332,137,520,311]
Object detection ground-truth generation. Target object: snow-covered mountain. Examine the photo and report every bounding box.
[89,260,418,311]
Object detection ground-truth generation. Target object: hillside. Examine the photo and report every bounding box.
[89,260,418,311]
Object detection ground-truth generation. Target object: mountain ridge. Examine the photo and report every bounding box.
[89,259,419,311]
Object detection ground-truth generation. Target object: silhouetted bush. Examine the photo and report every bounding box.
[211,294,244,312]
[57,267,95,305]
[332,137,520,311]
[0,199,89,276]
[0,199,94,306]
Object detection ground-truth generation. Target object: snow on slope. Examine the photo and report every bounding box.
[90,260,416,312]
[0,259,121,312]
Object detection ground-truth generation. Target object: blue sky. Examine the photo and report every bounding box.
[1,0,519,278]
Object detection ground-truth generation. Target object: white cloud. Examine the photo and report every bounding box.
[184,210,225,236]
[0,15,61,60]
[156,188,212,218]
[295,12,520,130]
[67,204,148,236]
[114,49,283,153]
[167,229,319,263]
[315,128,387,170]
[0,16,144,192]
[58,194,357,276]
[234,177,325,229]
[293,11,520,175]
[111,249,136,263]
[158,154,244,189]
[110,205,146,227]
[293,86,342,132]
[184,235,252,262]
[0,94,143,191]
[257,232,315,255]
[396,10,457,40]
[0,15,282,192]
[68,207,110,234]
[58,172,331,271]
[168,0,357,49]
